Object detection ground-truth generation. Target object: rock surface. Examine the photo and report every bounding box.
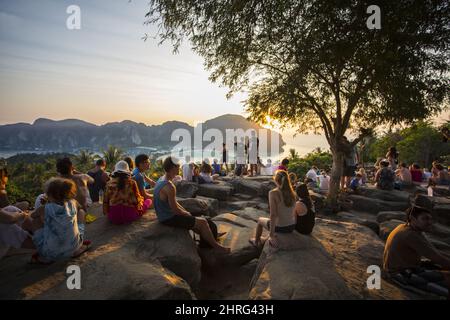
[250,219,417,300]
[197,182,234,201]
[347,194,410,214]
[0,212,200,299]
[174,181,199,198]
[177,196,219,217]
[376,211,407,223]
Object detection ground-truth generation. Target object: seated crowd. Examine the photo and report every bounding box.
[0,149,449,297]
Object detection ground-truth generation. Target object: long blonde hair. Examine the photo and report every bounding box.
[274,170,296,207]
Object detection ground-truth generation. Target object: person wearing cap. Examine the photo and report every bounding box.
[103,161,152,225]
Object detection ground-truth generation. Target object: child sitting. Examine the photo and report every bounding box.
[350,173,363,192]
[30,178,91,264]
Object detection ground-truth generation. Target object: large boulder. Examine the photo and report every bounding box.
[197,182,234,201]
[199,213,264,268]
[230,178,263,197]
[32,251,195,300]
[0,214,198,299]
[174,181,198,198]
[379,219,405,241]
[177,196,219,217]
[231,207,269,223]
[336,211,379,234]
[249,219,417,300]
[135,222,202,287]
[376,211,407,223]
[249,232,357,300]
[359,188,411,203]
[347,195,410,214]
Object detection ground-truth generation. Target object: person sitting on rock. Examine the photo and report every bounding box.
[375,160,395,190]
[199,161,219,184]
[356,167,367,186]
[212,159,222,176]
[87,158,110,203]
[395,162,413,189]
[0,168,29,211]
[317,170,330,194]
[276,158,289,172]
[57,157,94,211]
[123,156,135,171]
[30,178,91,264]
[430,163,450,186]
[349,173,363,192]
[154,157,230,254]
[103,161,152,225]
[250,170,297,248]
[294,183,316,235]
[383,205,450,296]
[132,154,156,200]
[410,163,423,184]
[0,207,35,259]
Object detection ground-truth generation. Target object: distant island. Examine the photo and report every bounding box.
[0,114,285,157]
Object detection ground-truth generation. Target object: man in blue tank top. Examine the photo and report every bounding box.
[154,157,230,254]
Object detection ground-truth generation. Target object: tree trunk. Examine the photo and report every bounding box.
[329,146,345,210]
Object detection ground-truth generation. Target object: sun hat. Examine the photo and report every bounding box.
[113,160,131,175]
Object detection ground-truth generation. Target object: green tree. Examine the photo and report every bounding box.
[145,0,449,206]
[102,146,124,171]
[396,122,449,167]
[75,149,96,171]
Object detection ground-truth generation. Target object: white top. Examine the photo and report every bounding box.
[318,175,330,191]
[200,172,214,183]
[182,164,193,182]
[306,169,318,181]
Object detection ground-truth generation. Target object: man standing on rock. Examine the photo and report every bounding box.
[383,205,450,296]
[154,157,230,254]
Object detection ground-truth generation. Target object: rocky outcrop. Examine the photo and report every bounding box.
[135,222,202,287]
[175,181,198,198]
[376,211,407,223]
[177,196,219,217]
[358,188,411,203]
[197,182,234,201]
[0,213,200,299]
[347,195,410,214]
[249,219,416,300]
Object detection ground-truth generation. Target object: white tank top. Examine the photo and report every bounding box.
[274,190,296,227]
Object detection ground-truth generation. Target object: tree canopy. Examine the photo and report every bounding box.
[145,0,449,202]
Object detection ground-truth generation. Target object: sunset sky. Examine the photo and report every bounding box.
[0,0,247,126]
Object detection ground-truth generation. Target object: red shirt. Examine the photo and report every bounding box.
[410,169,423,183]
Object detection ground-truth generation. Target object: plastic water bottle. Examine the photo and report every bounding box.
[98,190,104,204]
[427,186,433,197]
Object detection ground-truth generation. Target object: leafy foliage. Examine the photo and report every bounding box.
[145,0,450,203]
[288,149,333,180]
